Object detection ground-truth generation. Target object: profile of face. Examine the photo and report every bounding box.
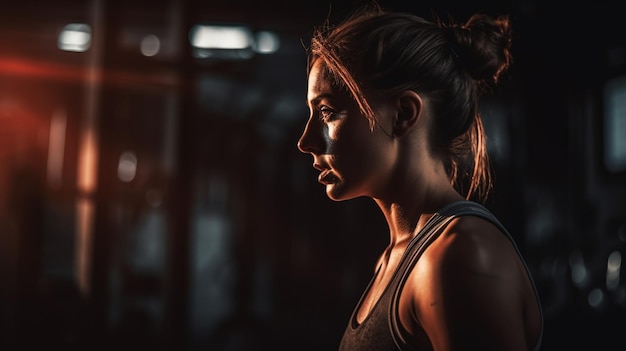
[297,59,396,201]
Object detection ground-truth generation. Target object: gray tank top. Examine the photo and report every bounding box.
[338,200,543,351]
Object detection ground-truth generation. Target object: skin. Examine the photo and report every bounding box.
[298,59,542,350]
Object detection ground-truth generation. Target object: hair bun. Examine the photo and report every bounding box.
[443,14,512,84]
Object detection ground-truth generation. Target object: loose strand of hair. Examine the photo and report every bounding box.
[466,114,492,203]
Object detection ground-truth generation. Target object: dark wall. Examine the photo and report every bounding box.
[0,1,625,350]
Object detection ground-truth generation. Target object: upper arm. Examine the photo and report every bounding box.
[408,217,529,351]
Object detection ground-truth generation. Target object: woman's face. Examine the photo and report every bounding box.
[297,59,397,201]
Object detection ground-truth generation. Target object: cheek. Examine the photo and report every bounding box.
[326,122,359,156]
[330,124,380,166]
[327,123,338,142]
[328,115,372,146]
[338,126,394,180]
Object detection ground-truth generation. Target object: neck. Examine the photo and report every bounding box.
[373,166,464,247]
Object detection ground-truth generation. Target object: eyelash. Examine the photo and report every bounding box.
[319,106,342,122]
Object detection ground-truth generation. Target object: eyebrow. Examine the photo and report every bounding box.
[306,93,333,108]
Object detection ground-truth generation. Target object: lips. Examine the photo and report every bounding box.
[318,169,339,184]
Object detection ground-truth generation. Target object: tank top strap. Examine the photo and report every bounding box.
[389,200,543,350]
[388,202,466,349]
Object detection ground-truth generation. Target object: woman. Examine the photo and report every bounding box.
[297,3,543,350]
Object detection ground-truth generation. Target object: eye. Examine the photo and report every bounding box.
[319,105,343,122]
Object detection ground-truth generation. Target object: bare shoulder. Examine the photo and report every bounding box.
[401,215,537,350]
[400,214,533,307]
[428,215,520,274]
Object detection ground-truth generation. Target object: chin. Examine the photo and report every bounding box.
[325,184,359,202]
[327,194,346,202]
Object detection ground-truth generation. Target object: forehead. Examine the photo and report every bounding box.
[307,60,331,94]
[307,59,346,104]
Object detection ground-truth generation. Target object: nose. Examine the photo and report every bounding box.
[297,117,323,154]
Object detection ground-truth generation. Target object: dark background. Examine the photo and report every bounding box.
[0,0,625,350]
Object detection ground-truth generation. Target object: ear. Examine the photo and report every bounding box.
[392,90,423,138]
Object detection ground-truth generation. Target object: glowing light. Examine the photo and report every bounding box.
[58,23,92,52]
[254,31,280,54]
[77,129,98,193]
[140,34,161,57]
[588,288,605,308]
[117,151,137,182]
[569,250,589,288]
[47,108,67,189]
[190,24,253,50]
[606,251,621,291]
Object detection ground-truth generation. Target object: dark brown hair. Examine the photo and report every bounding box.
[308,3,512,203]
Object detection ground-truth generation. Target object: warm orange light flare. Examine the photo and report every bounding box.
[77,129,98,194]
[0,56,178,87]
[0,57,85,82]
